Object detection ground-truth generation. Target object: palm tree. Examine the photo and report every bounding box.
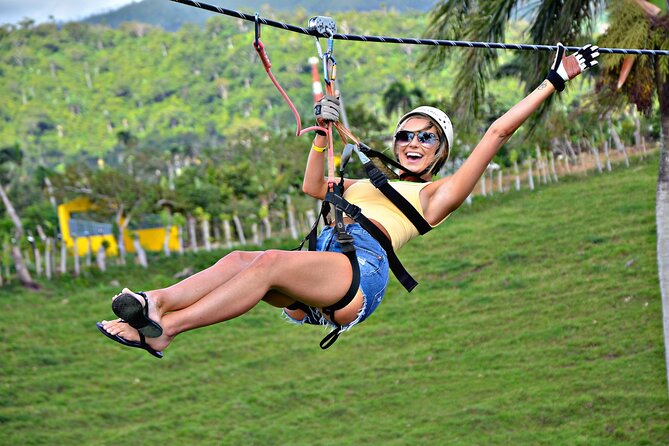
[423,0,669,392]
[382,80,426,117]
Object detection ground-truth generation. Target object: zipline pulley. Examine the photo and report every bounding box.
[308,16,338,86]
[308,16,337,37]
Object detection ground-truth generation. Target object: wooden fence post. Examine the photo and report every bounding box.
[59,235,67,275]
[85,235,92,267]
[549,152,559,183]
[480,173,487,197]
[285,195,298,240]
[96,244,107,272]
[609,119,630,167]
[513,160,521,191]
[591,142,603,174]
[188,214,198,252]
[45,237,52,280]
[251,223,260,245]
[223,219,232,249]
[202,219,212,252]
[603,139,612,172]
[232,214,247,245]
[133,232,148,268]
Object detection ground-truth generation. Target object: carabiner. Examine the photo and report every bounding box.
[254,13,261,46]
[322,52,336,85]
[252,12,271,70]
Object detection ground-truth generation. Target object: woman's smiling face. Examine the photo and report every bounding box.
[394,117,440,174]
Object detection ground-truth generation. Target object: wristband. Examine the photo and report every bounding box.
[546,72,565,92]
[311,143,326,153]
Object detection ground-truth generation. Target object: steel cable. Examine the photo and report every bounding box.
[170,0,669,56]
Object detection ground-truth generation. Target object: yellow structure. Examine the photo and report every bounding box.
[58,197,179,256]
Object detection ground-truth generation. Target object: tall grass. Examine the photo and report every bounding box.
[0,158,666,445]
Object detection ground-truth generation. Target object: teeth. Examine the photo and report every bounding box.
[407,152,422,159]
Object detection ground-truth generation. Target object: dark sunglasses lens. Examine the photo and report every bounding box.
[417,132,438,147]
[395,131,414,145]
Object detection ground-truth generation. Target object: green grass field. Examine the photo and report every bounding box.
[1,158,668,445]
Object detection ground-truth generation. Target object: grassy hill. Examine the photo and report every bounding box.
[1,157,667,445]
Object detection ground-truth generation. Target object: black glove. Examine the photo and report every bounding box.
[546,43,599,92]
[314,94,340,125]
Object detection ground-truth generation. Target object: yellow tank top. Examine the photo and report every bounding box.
[342,179,446,251]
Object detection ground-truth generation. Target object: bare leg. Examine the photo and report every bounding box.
[102,249,358,351]
[150,250,264,313]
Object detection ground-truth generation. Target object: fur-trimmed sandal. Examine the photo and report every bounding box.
[111,290,163,338]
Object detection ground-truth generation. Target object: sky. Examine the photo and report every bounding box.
[0,0,136,25]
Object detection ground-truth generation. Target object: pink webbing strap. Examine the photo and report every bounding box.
[252,38,338,185]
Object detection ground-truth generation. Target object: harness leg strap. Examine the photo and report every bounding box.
[320,215,361,349]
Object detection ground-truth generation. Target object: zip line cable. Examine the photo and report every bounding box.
[170,0,669,56]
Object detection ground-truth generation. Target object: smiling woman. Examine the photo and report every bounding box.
[97,42,600,357]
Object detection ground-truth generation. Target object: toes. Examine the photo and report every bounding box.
[101,319,124,334]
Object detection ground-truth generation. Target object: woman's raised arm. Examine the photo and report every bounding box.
[422,43,599,224]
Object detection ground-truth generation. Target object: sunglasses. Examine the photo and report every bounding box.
[394,130,439,149]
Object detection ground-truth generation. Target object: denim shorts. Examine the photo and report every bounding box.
[283,223,390,332]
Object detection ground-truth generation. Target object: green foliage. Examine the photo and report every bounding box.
[22,201,58,235]
[598,0,657,113]
[422,0,604,129]
[0,157,665,445]
[0,10,457,161]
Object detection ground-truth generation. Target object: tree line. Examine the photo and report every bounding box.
[0,101,653,289]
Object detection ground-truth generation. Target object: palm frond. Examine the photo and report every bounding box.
[420,0,523,129]
[420,0,605,131]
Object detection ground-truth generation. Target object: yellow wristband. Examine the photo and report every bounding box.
[311,143,326,153]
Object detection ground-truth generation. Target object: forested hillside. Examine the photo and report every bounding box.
[1,10,460,162]
[84,0,438,31]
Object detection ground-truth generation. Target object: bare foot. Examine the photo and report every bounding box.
[100,318,173,352]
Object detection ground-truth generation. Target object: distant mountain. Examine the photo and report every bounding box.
[84,0,438,31]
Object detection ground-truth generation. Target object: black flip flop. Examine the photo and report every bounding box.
[111,291,163,338]
[96,322,163,359]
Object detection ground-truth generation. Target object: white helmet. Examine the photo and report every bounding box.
[395,106,453,152]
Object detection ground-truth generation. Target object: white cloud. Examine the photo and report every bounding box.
[0,0,137,25]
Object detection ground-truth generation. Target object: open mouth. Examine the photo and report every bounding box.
[405,151,423,161]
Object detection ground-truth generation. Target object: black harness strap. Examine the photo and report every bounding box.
[319,208,361,349]
[358,143,430,182]
[362,161,432,235]
[325,191,418,292]
[291,141,434,349]
[291,183,362,350]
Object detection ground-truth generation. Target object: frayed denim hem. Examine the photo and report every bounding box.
[281,293,368,334]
